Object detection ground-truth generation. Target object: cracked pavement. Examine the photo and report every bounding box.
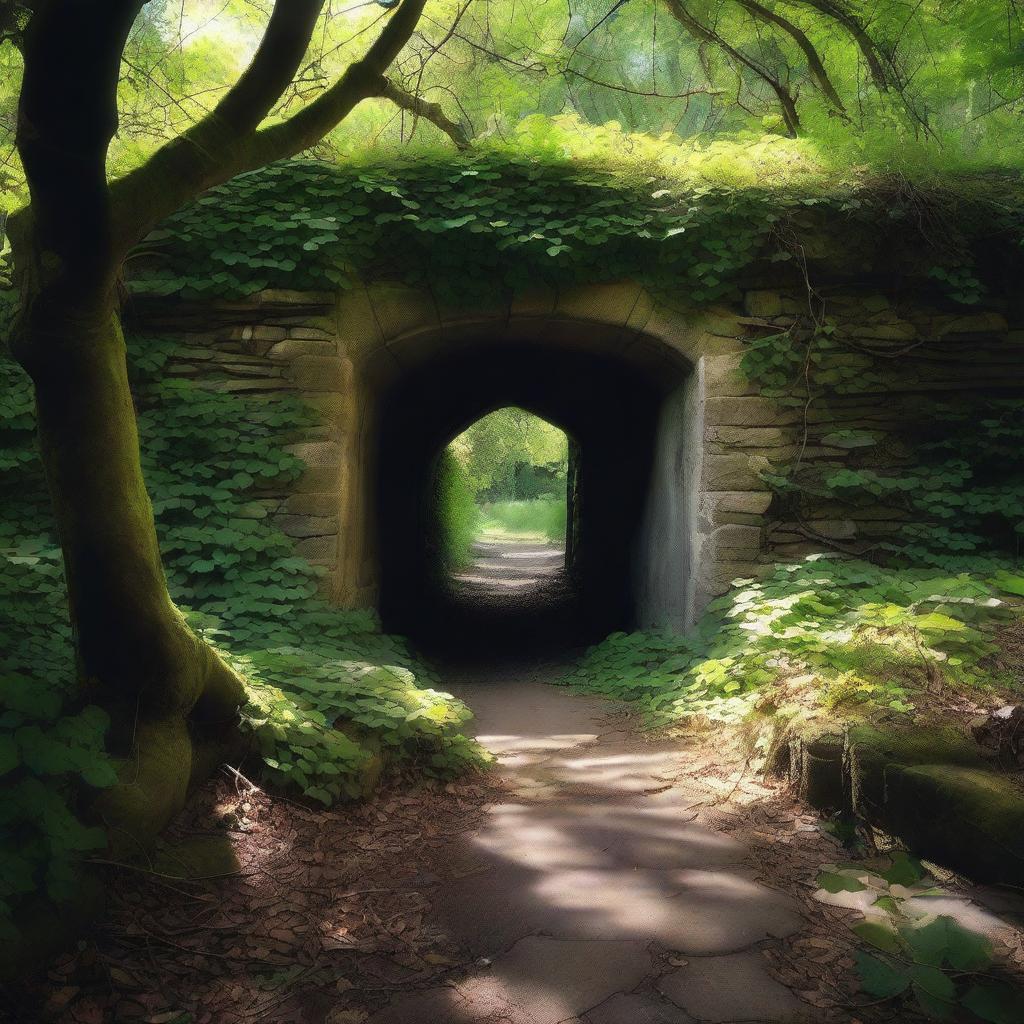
[368,669,816,1024]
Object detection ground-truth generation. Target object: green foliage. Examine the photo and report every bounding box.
[0,357,115,937]
[128,340,486,797]
[430,449,480,572]
[0,330,485,926]
[741,317,1024,563]
[130,155,826,306]
[562,557,1022,725]
[451,407,568,503]
[815,857,1024,1021]
[480,499,567,543]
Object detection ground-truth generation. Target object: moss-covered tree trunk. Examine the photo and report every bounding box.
[9,0,426,851]
[13,282,245,850]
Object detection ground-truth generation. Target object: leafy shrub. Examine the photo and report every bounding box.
[430,449,480,571]
[817,856,1024,1023]
[0,357,117,939]
[562,557,1023,726]
[0,330,485,931]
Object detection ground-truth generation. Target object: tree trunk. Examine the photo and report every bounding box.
[14,282,245,853]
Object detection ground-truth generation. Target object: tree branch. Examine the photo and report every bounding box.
[377,79,471,148]
[664,0,802,136]
[737,0,848,117]
[109,0,426,255]
[781,0,890,91]
[252,0,426,159]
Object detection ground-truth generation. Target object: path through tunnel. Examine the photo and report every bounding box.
[373,327,699,663]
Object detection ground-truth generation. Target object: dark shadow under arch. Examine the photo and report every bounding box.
[372,328,696,662]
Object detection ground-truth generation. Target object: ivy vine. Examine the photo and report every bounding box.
[129,155,1019,307]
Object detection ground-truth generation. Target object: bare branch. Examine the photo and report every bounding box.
[736,0,848,117]
[377,79,472,148]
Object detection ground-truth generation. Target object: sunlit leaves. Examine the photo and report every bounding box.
[562,555,1020,723]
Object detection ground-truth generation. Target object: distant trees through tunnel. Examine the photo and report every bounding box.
[371,330,701,661]
[435,407,571,569]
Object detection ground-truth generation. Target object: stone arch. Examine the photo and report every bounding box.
[324,280,772,638]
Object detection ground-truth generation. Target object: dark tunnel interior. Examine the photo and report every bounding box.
[373,334,692,663]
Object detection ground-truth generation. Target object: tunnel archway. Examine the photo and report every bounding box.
[368,322,700,659]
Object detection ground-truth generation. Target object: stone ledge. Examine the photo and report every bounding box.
[268,339,337,360]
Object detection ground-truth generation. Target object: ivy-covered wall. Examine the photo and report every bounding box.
[126,275,1024,627]
[123,157,1024,625]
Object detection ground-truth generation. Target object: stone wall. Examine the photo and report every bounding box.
[130,291,352,580]
[128,276,1024,630]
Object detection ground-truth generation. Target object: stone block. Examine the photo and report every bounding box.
[743,290,784,317]
[709,524,763,559]
[705,396,800,427]
[252,325,288,342]
[706,426,794,448]
[289,326,336,341]
[509,286,557,319]
[367,283,440,342]
[703,491,773,516]
[287,355,347,392]
[696,308,744,338]
[700,560,770,597]
[212,378,294,393]
[806,518,857,540]
[938,312,1009,335]
[273,514,338,539]
[286,492,337,516]
[554,281,647,327]
[295,536,337,565]
[287,440,341,467]
[702,453,771,491]
[221,363,280,378]
[703,353,756,396]
[337,284,384,357]
[837,321,917,342]
[268,339,336,360]
[300,391,349,424]
[258,288,334,307]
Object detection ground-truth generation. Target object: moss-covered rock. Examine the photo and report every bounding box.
[844,725,986,821]
[781,724,1024,886]
[883,764,1024,886]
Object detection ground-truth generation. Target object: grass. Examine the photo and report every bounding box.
[478,497,567,543]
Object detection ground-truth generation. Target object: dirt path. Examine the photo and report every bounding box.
[11,542,1024,1024]
[370,666,814,1023]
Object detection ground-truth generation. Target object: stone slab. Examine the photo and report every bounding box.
[437,866,802,955]
[657,951,816,1022]
[369,937,651,1024]
[583,992,696,1024]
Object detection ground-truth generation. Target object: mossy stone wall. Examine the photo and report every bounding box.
[127,269,1024,629]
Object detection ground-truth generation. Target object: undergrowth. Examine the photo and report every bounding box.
[562,557,1024,728]
[129,154,1024,310]
[479,498,567,543]
[431,450,480,571]
[0,333,483,935]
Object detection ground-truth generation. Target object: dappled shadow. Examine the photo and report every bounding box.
[13,671,1024,1024]
[354,675,810,1023]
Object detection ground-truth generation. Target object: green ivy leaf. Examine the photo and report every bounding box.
[855,951,910,998]
[962,981,1024,1024]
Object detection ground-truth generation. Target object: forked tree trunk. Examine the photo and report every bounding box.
[14,283,245,852]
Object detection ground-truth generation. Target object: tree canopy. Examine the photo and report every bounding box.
[2,0,1023,215]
